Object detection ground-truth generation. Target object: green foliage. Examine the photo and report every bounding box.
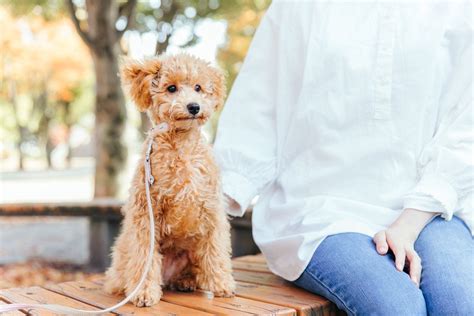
[0,0,272,163]
[0,0,64,19]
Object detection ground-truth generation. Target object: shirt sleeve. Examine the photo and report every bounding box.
[403,23,473,221]
[213,3,282,217]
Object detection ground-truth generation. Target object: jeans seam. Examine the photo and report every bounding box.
[305,269,357,315]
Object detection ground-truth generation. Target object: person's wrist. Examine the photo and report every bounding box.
[390,220,419,243]
[392,208,437,241]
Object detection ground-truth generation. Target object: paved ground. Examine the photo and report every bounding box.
[0,156,137,265]
[0,155,140,203]
[0,217,89,265]
[0,167,94,204]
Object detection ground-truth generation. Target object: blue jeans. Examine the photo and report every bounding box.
[293,216,474,315]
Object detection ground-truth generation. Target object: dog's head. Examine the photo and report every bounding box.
[121,53,226,131]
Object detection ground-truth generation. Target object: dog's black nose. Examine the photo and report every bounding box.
[187,103,200,115]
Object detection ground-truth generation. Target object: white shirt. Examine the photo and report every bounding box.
[214,0,473,281]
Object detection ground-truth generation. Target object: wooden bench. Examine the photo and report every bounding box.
[0,254,343,315]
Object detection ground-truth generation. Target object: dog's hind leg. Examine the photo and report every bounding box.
[104,231,129,295]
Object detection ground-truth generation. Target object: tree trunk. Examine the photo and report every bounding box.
[16,127,28,170]
[16,138,24,170]
[63,102,73,168]
[9,81,24,170]
[86,0,127,197]
[67,0,136,197]
[38,115,52,169]
[46,137,54,169]
[35,89,52,168]
[91,49,127,197]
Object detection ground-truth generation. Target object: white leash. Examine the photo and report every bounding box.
[0,123,169,315]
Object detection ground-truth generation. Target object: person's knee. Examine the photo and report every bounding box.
[295,273,427,316]
[417,216,470,245]
[359,288,426,316]
[304,233,428,315]
[428,299,474,316]
[423,281,474,315]
[415,215,473,315]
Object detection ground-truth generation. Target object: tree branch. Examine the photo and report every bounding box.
[66,0,95,48]
[154,2,179,55]
[117,0,138,39]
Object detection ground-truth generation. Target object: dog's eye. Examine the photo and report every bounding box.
[167,85,177,93]
[194,84,201,92]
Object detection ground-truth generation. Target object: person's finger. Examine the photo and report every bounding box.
[392,246,406,272]
[373,231,389,255]
[406,249,422,287]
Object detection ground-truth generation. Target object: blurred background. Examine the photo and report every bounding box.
[0,0,269,289]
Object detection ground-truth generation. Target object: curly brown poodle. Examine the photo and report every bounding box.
[104,53,236,307]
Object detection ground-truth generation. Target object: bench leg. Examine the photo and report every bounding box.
[89,218,120,271]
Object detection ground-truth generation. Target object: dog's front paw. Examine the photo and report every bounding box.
[130,287,162,307]
[202,274,236,298]
[213,287,236,298]
[217,274,236,297]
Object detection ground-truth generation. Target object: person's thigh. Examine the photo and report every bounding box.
[293,232,426,316]
[415,215,474,315]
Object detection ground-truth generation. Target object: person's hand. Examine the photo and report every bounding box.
[373,223,421,286]
[373,208,438,287]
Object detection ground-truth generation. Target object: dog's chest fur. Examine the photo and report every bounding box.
[150,134,220,242]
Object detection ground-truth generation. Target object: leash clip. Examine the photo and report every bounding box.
[145,140,155,186]
[148,175,155,185]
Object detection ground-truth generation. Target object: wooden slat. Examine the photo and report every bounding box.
[162,290,296,316]
[92,278,296,315]
[236,281,339,316]
[232,260,272,273]
[231,259,343,316]
[233,270,289,287]
[46,281,212,316]
[0,253,343,315]
[0,199,123,219]
[0,300,26,316]
[234,254,267,263]
[0,286,113,316]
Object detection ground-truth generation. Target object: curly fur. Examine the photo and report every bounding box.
[104,53,235,307]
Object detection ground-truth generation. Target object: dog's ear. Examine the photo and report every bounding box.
[120,58,161,112]
[208,66,227,111]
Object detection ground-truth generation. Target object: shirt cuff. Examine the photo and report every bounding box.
[403,173,458,220]
[221,170,258,217]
